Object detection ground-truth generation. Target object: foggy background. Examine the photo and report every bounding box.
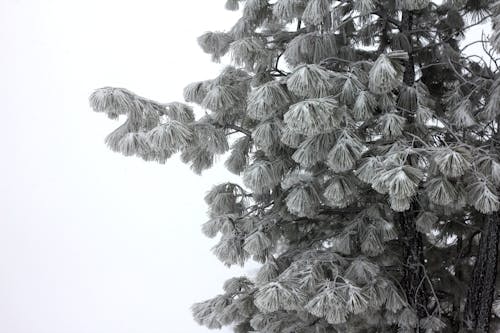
[0,0,247,332]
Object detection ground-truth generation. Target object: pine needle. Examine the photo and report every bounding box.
[225,137,251,174]
[284,98,339,135]
[369,54,402,94]
[323,175,358,208]
[426,177,458,206]
[383,282,406,313]
[225,0,240,11]
[197,31,234,62]
[230,37,267,71]
[164,102,195,123]
[89,87,136,116]
[340,74,364,106]
[449,99,476,128]
[355,156,384,184]
[398,308,418,329]
[243,231,272,255]
[398,85,418,112]
[361,226,385,256]
[285,184,321,217]
[389,196,411,212]
[243,0,269,21]
[254,281,306,313]
[377,92,397,112]
[287,64,332,98]
[147,120,192,150]
[272,0,306,21]
[353,90,377,120]
[252,120,283,151]
[202,85,241,111]
[434,147,471,178]
[118,132,150,157]
[467,179,500,214]
[255,259,280,284]
[420,316,446,331]
[344,259,380,285]
[415,211,438,234]
[292,132,335,167]
[284,32,338,66]
[247,80,291,120]
[346,284,369,314]
[396,0,429,10]
[492,160,500,186]
[192,122,229,154]
[183,81,210,104]
[105,121,132,152]
[378,112,406,138]
[280,127,305,148]
[243,160,280,193]
[212,234,248,266]
[327,134,366,172]
[354,0,376,15]
[302,0,330,26]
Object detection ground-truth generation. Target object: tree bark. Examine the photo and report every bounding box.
[399,11,428,333]
[463,213,499,332]
[399,204,427,332]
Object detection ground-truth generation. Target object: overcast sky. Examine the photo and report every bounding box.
[0,1,250,332]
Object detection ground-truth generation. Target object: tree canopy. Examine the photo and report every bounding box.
[90,0,500,332]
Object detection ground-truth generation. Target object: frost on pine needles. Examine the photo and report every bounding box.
[118,132,150,157]
[197,31,234,62]
[327,133,366,172]
[301,0,330,26]
[183,81,209,104]
[202,85,241,111]
[164,102,195,123]
[254,281,306,313]
[353,90,377,120]
[91,1,500,331]
[433,147,471,178]
[369,54,403,94]
[89,87,136,118]
[284,32,337,66]
[272,0,306,21]
[147,120,192,150]
[292,132,335,167]
[286,64,332,98]
[247,80,291,120]
[284,98,339,135]
[467,179,500,214]
[104,121,131,152]
[324,174,359,208]
[243,160,280,194]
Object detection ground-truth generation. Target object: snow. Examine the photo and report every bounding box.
[0,0,249,332]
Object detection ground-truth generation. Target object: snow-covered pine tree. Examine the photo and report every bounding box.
[90,0,500,332]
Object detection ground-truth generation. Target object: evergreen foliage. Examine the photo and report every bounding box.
[90,0,500,332]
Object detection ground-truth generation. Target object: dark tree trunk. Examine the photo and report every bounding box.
[399,205,427,333]
[463,213,499,332]
[399,11,428,333]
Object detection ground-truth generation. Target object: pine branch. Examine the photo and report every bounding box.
[373,10,401,28]
[223,124,252,137]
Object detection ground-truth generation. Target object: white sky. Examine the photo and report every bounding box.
[0,1,249,332]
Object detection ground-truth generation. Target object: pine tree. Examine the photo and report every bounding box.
[90,0,500,332]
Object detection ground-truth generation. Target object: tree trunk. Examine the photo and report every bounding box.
[463,213,499,332]
[399,205,427,332]
[399,11,428,333]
